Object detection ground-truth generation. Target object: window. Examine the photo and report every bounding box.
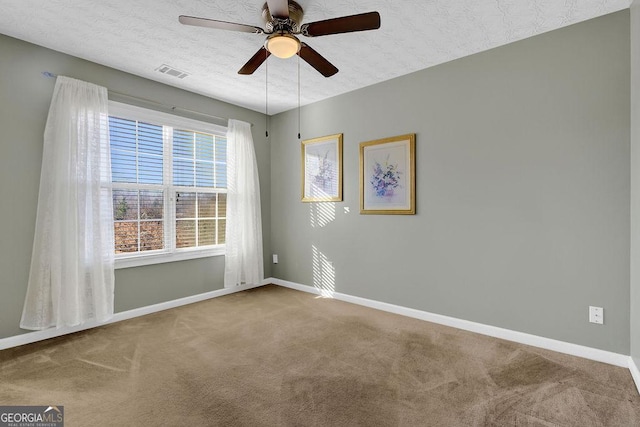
[108,102,227,268]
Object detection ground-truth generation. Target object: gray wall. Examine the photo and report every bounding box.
[271,11,630,353]
[0,34,271,339]
[631,0,640,365]
[1,11,633,356]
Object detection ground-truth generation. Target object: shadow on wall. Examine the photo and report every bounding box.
[309,202,335,228]
[309,201,336,296]
[312,244,335,297]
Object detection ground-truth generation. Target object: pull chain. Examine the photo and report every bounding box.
[265,49,269,138]
[297,54,301,140]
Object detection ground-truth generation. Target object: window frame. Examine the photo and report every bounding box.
[108,101,227,269]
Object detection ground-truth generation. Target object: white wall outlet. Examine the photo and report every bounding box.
[272,254,278,264]
[589,306,604,324]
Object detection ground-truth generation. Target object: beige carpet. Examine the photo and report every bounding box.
[1,285,639,426]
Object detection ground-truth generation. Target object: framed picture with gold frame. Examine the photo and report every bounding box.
[301,133,343,202]
[360,133,415,214]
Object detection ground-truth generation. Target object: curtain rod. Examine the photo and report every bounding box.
[42,72,253,127]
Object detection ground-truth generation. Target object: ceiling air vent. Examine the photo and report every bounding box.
[155,64,189,79]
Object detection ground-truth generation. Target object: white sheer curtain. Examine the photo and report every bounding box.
[20,76,115,330]
[224,119,264,288]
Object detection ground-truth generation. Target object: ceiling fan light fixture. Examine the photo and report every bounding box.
[265,34,301,59]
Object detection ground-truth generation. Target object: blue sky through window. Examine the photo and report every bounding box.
[109,117,226,188]
[110,116,162,184]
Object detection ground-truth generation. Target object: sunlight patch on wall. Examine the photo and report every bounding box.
[312,245,335,298]
[309,202,336,228]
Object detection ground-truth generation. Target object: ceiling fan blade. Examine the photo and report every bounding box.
[301,11,381,37]
[297,43,338,77]
[179,15,264,34]
[266,0,290,18]
[238,47,271,75]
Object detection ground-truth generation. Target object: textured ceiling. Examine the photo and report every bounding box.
[0,0,631,115]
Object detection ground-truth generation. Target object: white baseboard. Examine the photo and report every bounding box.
[0,280,271,351]
[628,356,640,395]
[270,278,630,369]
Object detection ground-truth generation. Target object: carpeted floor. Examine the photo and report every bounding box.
[1,285,639,426]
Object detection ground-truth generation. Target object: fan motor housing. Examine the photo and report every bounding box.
[262,0,304,33]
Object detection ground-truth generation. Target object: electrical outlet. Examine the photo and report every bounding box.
[272,254,278,264]
[589,306,603,324]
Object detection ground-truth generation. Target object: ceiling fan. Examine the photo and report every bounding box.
[179,0,381,77]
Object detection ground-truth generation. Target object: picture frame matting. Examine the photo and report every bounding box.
[359,133,415,215]
[301,133,343,202]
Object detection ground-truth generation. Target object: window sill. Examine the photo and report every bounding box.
[114,247,225,269]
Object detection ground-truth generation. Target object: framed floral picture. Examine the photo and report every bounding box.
[301,133,343,202]
[360,134,415,214]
